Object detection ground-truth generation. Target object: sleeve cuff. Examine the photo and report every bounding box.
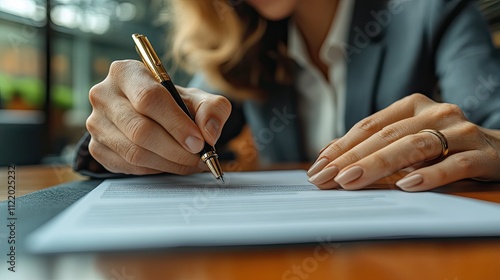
[72,132,126,179]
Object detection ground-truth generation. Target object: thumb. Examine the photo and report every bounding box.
[178,86,232,146]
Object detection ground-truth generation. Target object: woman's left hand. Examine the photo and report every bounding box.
[307,93,500,191]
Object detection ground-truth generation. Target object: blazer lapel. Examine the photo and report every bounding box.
[345,0,388,130]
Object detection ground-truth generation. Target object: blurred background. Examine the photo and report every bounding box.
[0,0,500,167]
[0,0,191,166]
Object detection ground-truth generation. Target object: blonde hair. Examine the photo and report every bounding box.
[168,0,293,100]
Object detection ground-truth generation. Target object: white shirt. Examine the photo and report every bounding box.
[288,0,355,160]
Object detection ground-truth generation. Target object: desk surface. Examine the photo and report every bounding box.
[1,165,500,280]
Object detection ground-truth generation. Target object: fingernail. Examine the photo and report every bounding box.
[334,166,364,186]
[308,166,339,185]
[205,119,221,143]
[307,157,329,176]
[185,136,204,153]
[396,174,423,190]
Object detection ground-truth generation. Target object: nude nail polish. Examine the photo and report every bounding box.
[334,166,364,185]
[307,158,329,176]
[396,174,423,189]
[308,166,339,185]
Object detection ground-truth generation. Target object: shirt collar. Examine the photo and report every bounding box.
[288,0,356,67]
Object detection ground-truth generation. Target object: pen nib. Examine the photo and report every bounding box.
[202,151,224,184]
[219,176,225,184]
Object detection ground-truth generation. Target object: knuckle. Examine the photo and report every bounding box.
[182,86,197,96]
[432,103,465,120]
[86,114,98,135]
[108,59,145,84]
[453,155,474,173]
[339,151,363,165]
[408,134,433,150]
[133,84,165,113]
[377,126,402,145]
[407,93,428,102]
[324,141,346,159]
[108,60,129,77]
[432,167,447,181]
[166,116,189,137]
[88,83,105,107]
[125,116,152,145]
[460,122,481,136]
[486,146,500,163]
[124,143,144,165]
[88,140,111,171]
[401,93,432,110]
[371,152,392,171]
[407,134,437,157]
[319,139,339,154]
[88,139,100,160]
[211,95,232,117]
[354,116,381,135]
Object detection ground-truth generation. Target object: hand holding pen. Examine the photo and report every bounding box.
[85,37,232,179]
[132,33,224,182]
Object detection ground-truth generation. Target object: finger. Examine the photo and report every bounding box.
[395,151,494,192]
[88,139,163,175]
[309,99,488,190]
[308,166,340,190]
[87,113,206,175]
[309,114,429,184]
[89,136,205,176]
[310,102,474,182]
[179,86,232,146]
[331,131,444,190]
[315,94,433,164]
[307,139,340,177]
[109,60,206,154]
[318,138,339,155]
[98,94,202,167]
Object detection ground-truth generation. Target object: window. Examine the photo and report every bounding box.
[0,0,186,164]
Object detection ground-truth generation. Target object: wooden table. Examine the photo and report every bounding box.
[0,164,86,201]
[1,164,500,280]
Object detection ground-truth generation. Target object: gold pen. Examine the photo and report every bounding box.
[132,33,224,183]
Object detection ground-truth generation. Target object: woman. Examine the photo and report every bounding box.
[76,0,500,191]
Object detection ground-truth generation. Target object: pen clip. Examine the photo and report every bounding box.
[132,33,171,83]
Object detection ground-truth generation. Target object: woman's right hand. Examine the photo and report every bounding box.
[86,60,232,175]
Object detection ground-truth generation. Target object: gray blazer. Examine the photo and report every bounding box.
[188,0,500,164]
[74,0,500,176]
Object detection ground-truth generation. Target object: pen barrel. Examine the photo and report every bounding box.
[161,80,195,120]
[133,33,223,181]
[161,80,217,156]
[201,143,216,155]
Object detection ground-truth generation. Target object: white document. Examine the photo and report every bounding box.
[27,170,500,253]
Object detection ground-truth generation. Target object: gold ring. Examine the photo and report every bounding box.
[418,129,449,160]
